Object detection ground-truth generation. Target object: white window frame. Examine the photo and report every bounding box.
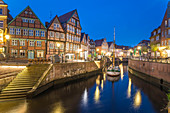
[37,51,44,58]
[20,50,26,57]
[20,40,25,46]
[16,28,21,35]
[50,31,54,37]
[10,28,15,35]
[23,29,28,36]
[37,41,41,47]
[49,43,54,49]
[54,23,57,30]
[61,33,64,39]
[12,40,17,46]
[29,30,34,36]
[35,30,40,37]
[41,31,45,37]
[56,32,59,38]
[29,40,34,46]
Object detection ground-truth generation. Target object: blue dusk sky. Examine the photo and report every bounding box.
[4,0,169,47]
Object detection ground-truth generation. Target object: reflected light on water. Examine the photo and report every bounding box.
[103,73,106,82]
[133,90,142,109]
[8,100,28,113]
[101,80,104,90]
[96,75,100,85]
[94,86,100,103]
[119,64,124,80]
[82,88,88,105]
[127,78,131,98]
[52,102,65,113]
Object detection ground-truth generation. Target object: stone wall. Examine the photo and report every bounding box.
[128,59,170,84]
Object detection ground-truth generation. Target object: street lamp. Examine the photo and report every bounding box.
[5,35,10,61]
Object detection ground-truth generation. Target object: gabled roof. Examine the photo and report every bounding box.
[138,40,150,44]
[116,45,131,50]
[59,9,76,23]
[8,6,46,29]
[46,15,64,30]
[0,0,7,5]
[81,33,86,42]
[95,38,105,47]
[107,42,113,48]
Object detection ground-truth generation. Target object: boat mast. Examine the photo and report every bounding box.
[113,27,115,67]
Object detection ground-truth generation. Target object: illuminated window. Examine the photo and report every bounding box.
[20,40,25,46]
[10,28,15,35]
[37,41,41,47]
[20,50,26,57]
[37,51,44,58]
[12,40,17,46]
[61,33,64,39]
[49,43,54,49]
[56,32,59,38]
[0,9,2,15]
[50,31,54,37]
[29,40,34,46]
[67,25,69,31]
[11,49,17,56]
[66,43,69,50]
[0,21,3,28]
[165,40,167,46]
[165,20,168,27]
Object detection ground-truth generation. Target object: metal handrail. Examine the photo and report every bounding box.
[27,64,53,94]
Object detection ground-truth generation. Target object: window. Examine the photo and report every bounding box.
[29,30,34,36]
[70,26,72,31]
[169,40,170,46]
[156,36,159,41]
[20,50,26,57]
[0,21,3,28]
[0,9,2,15]
[162,31,164,37]
[57,24,60,28]
[25,11,28,14]
[29,12,32,15]
[50,31,54,37]
[37,51,44,58]
[16,28,21,35]
[56,32,59,38]
[60,43,64,50]
[23,29,28,36]
[37,41,41,47]
[12,40,17,46]
[61,33,64,39]
[70,43,72,50]
[72,35,74,41]
[35,30,39,36]
[49,43,54,49]
[22,18,28,23]
[162,41,164,46]
[73,27,75,32]
[158,29,161,33]
[66,43,69,50]
[20,40,25,46]
[165,40,167,46]
[67,34,69,40]
[54,23,57,30]
[29,19,34,23]
[41,31,45,37]
[165,20,168,27]
[165,30,167,36]
[11,49,17,56]
[10,28,15,35]
[153,31,156,36]
[168,29,170,35]
[29,41,34,46]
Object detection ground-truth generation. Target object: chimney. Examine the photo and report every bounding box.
[45,22,49,27]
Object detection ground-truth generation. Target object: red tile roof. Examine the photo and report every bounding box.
[59,9,76,23]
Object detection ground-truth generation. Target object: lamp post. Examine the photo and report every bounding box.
[5,35,10,61]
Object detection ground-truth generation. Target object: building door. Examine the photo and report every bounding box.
[28,51,34,59]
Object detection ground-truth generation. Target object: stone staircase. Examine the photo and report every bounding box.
[0,64,49,102]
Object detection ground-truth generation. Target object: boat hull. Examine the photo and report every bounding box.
[106,71,120,77]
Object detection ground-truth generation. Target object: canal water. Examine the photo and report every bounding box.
[0,63,168,113]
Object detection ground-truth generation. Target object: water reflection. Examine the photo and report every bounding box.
[82,88,88,106]
[94,86,100,103]
[0,64,168,113]
[119,63,124,80]
[127,78,132,98]
[52,102,65,113]
[133,90,142,109]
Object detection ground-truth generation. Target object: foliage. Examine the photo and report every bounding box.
[167,92,170,101]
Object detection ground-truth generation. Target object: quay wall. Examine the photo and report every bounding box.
[27,61,105,98]
[128,59,170,90]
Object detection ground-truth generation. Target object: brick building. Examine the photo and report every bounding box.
[45,15,65,59]
[95,38,108,55]
[8,6,47,60]
[89,39,95,58]
[80,33,88,60]
[59,9,82,61]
